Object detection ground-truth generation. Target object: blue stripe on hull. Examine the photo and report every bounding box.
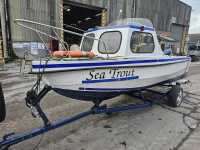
[32,57,190,69]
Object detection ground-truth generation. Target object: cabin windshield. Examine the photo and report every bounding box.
[81,33,95,52]
[98,31,122,54]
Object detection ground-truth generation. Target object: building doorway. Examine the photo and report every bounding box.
[63,1,107,46]
[171,24,185,54]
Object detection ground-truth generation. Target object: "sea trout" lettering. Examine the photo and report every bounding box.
[86,70,106,80]
[109,68,135,78]
[85,68,135,81]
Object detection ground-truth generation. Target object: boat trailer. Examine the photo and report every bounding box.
[0,82,185,150]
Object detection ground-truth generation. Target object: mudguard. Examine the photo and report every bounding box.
[0,83,6,122]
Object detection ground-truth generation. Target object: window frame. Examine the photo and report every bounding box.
[130,31,155,54]
[81,33,95,52]
[98,31,122,54]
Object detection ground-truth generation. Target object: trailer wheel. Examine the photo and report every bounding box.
[167,85,183,108]
[0,83,6,122]
[190,55,199,62]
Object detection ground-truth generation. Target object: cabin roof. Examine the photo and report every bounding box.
[86,24,154,33]
[86,18,154,33]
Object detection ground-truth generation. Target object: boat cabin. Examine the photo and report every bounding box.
[80,18,164,58]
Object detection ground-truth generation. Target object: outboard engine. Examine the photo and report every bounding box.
[0,83,6,122]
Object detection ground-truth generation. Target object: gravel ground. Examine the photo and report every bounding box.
[0,61,200,150]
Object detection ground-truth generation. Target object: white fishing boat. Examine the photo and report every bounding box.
[0,18,192,148]
[20,18,190,101]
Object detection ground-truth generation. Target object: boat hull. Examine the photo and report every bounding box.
[32,57,191,101]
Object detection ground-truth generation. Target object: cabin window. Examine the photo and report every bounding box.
[130,32,154,53]
[81,33,95,52]
[98,31,122,54]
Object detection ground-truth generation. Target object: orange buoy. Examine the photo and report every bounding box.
[52,51,68,58]
[67,50,83,57]
[52,50,95,58]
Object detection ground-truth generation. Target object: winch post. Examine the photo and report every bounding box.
[25,85,52,126]
[34,104,51,126]
[26,85,52,106]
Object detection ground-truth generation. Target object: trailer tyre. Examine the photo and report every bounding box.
[190,55,199,62]
[0,83,6,122]
[167,85,183,108]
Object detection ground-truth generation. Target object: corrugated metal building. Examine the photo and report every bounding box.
[0,0,192,60]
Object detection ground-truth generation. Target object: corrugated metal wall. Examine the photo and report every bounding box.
[134,0,191,32]
[108,0,136,22]
[8,0,191,42]
[9,0,61,42]
[76,0,191,32]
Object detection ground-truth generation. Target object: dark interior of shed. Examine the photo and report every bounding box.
[63,2,103,46]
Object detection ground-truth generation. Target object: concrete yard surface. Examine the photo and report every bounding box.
[0,61,200,150]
